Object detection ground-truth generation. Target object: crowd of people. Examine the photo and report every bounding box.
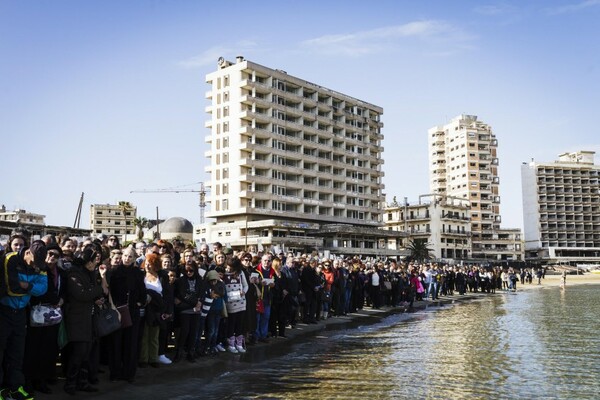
[0,231,536,399]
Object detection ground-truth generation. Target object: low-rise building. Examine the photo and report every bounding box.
[384,194,471,261]
[90,202,136,239]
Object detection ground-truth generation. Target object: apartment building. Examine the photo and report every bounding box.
[0,205,45,225]
[428,115,522,261]
[521,151,600,265]
[385,194,471,261]
[90,202,136,238]
[200,57,398,256]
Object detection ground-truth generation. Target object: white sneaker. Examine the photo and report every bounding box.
[236,345,246,353]
[228,345,238,353]
[216,343,226,352]
[158,354,172,365]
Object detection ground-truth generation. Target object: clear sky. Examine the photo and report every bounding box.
[2,0,599,231]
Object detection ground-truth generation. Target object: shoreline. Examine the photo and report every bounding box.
[517,272,600,290]
[38,275,599,399]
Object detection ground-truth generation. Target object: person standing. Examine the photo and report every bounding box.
[24,243,65,394]
[0,240,48,400]
[63,242,108,395]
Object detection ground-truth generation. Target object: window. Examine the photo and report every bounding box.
[223,122,229,133]
[223,137,229,148]
[222,199,228,210]
[223,183,229,194]
[223,75,230,87]
[223,106,229,117]
[223,168,229,179]
[223,152,229,163]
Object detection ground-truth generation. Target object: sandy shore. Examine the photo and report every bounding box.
[518,272,600,289]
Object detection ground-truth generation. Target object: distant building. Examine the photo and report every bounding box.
[521,150,600,265]
[428,115,522,261]
[384,194,471,261]
[90,202,136,239]
[148,217,194,242]
[0,205,90,242]
[0,205,45,225]
[197,56,401,256]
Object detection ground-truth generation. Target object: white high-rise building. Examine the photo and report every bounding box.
[521,151,600,265]
[428,115,522,261]
[200,57,394,255]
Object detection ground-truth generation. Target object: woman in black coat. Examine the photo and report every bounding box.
[63,242,108,395]
[173,260,202,362]
[107,248,146,382]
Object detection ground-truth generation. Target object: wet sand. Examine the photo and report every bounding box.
[518,272,600,289]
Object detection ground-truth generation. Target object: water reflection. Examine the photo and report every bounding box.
[95,285,600,400]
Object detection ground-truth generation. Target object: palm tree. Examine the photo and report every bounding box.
[132,217,149,240]
[407,239,433,263]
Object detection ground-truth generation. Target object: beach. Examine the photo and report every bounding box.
[519,272,600,289]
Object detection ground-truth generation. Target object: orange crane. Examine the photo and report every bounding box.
[130,182,209,224]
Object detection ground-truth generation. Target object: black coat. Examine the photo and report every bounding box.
[174,274,203,312]
[65,265,104,342]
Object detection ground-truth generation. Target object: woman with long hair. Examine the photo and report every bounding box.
[223,257,249,352]
[64,242,108,395]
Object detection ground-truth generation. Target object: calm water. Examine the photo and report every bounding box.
[102,285,600,400]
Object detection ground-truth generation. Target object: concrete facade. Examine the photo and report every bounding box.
[90,202,136,239]
[428,115,522,261]
[384,194,471,261]
[198,57,395,256]
[521,151,600,265]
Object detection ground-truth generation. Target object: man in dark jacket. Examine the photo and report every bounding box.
[300,258,320,324]
[0,240,48,400]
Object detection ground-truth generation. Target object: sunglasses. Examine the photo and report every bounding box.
[48,251,60,258]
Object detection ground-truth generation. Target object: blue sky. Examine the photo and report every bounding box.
[1,0,599,231]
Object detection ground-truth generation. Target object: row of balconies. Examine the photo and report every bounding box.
[541,241,600,248]
[240,174,383,198]
[240,79,383,126]
[536,168,600,177]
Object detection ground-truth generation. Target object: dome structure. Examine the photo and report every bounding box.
[159,217,193,240]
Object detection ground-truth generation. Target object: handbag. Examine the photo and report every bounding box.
[117,304,132,329]
[321,290,332,303]
[30,304,62,327]
[94,294,121,337]
[256,299,265,314]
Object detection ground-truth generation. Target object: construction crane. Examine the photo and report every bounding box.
[130,182,209,224]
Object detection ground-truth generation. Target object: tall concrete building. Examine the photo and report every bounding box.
[428,115,522,261]
[200,57,399,256]
[521,150,600,265]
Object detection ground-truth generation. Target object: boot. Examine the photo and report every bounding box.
[235,335,246,353]
[227,336,238,353]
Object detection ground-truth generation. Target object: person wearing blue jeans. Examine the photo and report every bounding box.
[254,253,275,342]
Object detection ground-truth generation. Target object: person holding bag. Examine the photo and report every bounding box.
[63,241,108,395]
[107,248,146,382]
[24,243,66,394]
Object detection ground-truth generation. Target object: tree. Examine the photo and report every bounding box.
[132,217,149,240]
[407,239,433,263]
